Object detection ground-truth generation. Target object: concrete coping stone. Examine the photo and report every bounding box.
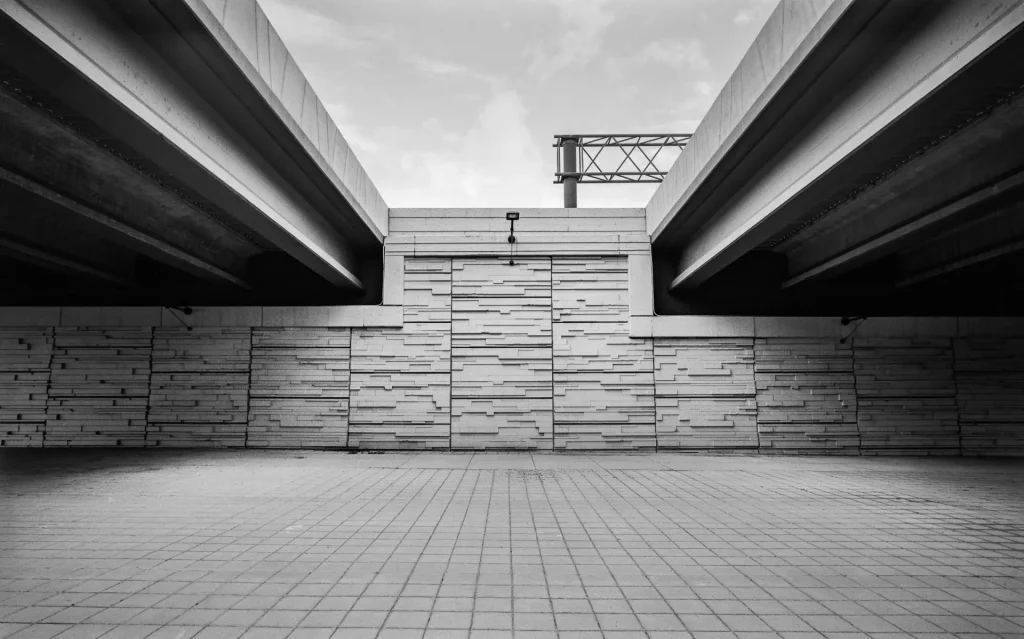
[0,306,403,328]
[630,315,1024,339]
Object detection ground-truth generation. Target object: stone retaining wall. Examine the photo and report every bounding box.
[1,256,1022,454]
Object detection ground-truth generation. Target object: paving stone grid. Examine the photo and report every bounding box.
[1,451,1023,639]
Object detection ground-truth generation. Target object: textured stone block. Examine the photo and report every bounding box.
[45,328,152,447]
[249,328,350,448]
[0,329,52,443]
[452,258,551,298]
[452,398,553,450]
[0,329,53,372]
[250,348,349,398]
[248,397,348,448]
[0,372,49,422]
[252,327,350,349]
[348,371,450,449]
[452,348,552,399]
[0,422,44,447]
[148,373,249,426]
[854,337,958,453]
[48,348,151,398]
[554,323,652,373]
[552,257,629,322]
[555,422,655,450]
[404,258,452,322]
[349,372,450,425]
[754,338,853,373]
[45,398,148,447]
[0,330,48,446]
[351,325,450,373]
[656,397,758,449]
[554,372,654,424]
[955,338,1024,455]
[754,339,858,453]
[655,338,754,396]
[452,298,551,348]
[152,328,251,372]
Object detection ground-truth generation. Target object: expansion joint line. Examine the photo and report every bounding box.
[245,328,253,449]
[42,325,56,448]
[549,257,555,450]
[952,335,963,456]
[449,260,454,452]
[849,335,862,456]
[143,326,155,448]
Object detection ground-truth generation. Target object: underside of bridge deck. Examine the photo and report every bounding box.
[0,0,385,306]
[652,0,1024,317]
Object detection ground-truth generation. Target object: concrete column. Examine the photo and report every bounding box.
[562,138,578,208]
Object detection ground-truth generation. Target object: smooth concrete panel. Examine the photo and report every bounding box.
[0,308,61,327]
[160,306,262,327]
[60,307,162,327]
[628,254,654,317]
[262,306,402,327]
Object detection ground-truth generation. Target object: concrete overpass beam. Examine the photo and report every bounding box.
[0,0,370,291]
[780,94,1024,287]
[895,199,1024,288]
[0,234,139,288]
[666,0,1024,291]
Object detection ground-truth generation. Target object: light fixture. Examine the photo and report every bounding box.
[165,306,194,331]
[506,211,519,265]
[839,316,867,343]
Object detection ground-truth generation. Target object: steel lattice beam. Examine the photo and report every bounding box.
[554,134,691,185]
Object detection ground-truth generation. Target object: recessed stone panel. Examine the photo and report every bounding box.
[554,323,652,373]
[351,325,450,373]
[452,347,552,399]
[552,257,629,322]
[452,398,553,450]
[655,396,758,449]
[404,258,452,323]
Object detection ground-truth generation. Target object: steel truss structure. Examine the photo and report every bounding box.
[553,134,692,184]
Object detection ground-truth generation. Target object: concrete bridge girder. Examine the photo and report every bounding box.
[650,0,1024,296]
[0,0,380,294]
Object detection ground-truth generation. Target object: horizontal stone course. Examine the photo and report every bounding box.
[45,328,152,447]
[0,328,52,447]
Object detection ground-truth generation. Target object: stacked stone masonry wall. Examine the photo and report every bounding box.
[0,257,1022,454]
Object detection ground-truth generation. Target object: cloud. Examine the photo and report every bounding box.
[384,90,554,207]
[636,40,709,72]
[526,0,616,80]
[407,55,501,89]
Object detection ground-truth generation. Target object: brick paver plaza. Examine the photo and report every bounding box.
[1,451,1022,639]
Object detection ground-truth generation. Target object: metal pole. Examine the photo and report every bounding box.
[562,138,578,208]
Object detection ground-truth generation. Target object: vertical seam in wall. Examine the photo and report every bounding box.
[245,327,254,449]
[42,326,56,448]
[346,327,353,450]
[850,336,861,456]
[449,259,454,452]
[952,335,963,456]
[651,336,658,453]
[550,257,555,451]
[144,326,155,448]
[753,338,761,455]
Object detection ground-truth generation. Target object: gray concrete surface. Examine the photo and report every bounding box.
[1,450,1022,638]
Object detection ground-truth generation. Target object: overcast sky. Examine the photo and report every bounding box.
[260,0,777,209]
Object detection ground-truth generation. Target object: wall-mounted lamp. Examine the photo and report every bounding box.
[166,306,194,331]
[839,316,867,343]
[506,211,519,265]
